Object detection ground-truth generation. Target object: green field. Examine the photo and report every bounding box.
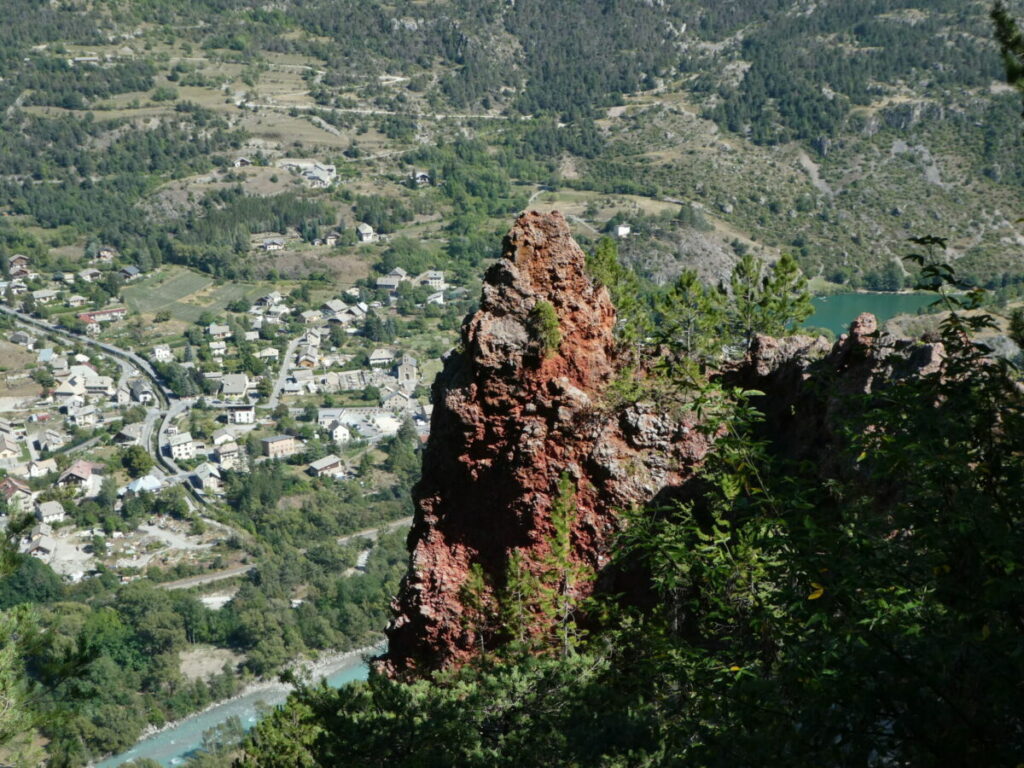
[122,267,265,322]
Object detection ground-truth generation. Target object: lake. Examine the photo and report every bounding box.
[805,292,937,336]
[94,650,375,768]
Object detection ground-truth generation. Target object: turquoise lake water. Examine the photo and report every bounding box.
[95,652,373,768]
[805,292,937,335]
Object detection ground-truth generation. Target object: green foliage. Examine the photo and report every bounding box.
[728,251,813,350]
[121,445,155,478]
[528,300,561,357]
[587,237,651,345]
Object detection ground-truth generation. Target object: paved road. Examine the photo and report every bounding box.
[268,336,300,409]
[337,516,413,546]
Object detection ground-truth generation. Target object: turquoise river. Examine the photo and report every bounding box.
[94,650,374,767]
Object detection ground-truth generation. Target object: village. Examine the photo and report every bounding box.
[0,237,456,585]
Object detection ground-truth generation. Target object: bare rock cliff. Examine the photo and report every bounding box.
[381,212,713,675]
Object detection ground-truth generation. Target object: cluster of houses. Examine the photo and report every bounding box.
[276,159,338,189]
[375,267,446,305]
[3,250,141,329]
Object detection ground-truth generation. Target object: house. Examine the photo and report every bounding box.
[10,331,34,348]
[27,458,57,478]
[67,405,98,428]
[265,304,291,323]
[415,270,446,290]
[321,299,346,316]
[426,291,445,306]
[325,232,340,247]
[243,330,260,342]
[296,349,318,368]
[8,254,29,270]
[226,403,255,424]
[262,238,285,252]
[95,246,119,262]
[356,223,378,243]
[256,347,279,361]
[302,163,336,189]
[78,307,127,324]
[0,477,31,510]
[57,459,102,487]
[215,442,242,470]
[129,379,155,405]
[8,266,31,280]
[382,389,416,414]
[220,374,250,401]
[210,340,227,357]
[152,344,174,363]
[36,429,65,453]
[28,535,56,560]
[119,266,141,281]
[7,280,27,295]
[615,224,631,238]
[261,434,300,459]
[122,475,162,495]
[36,501,65,525]
[66,294,88,308]
[308,454,344,477]
[0,434,20,461]
[233,157,252,167]
[207,324,232,340]
[168,432,196,461]
[411,170,431,186]
[300,309,323,325]
[114,423,145,445]
[256,292,283,308]
[327,421,352,445]
[369,348,396,368]
[31,289,58,304]
[375,267,408,293]
[191,462,222,493]
[78,268,102,282]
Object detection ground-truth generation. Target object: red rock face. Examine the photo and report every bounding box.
[381,212,713,676]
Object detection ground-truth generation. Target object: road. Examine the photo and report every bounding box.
[268,336,301,409]
[157,563,255,591]
[337,516,413,546]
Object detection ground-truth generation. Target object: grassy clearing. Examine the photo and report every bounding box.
[122,266,265,322]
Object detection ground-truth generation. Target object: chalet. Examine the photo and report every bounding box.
[151,345,174,363]
[356,223,378,243]
[122,475,162,495]
[325,232,340,247]
[28,536,56,560]
[9,254,29,270]
[95,246,119,262]
[308,454,344,477]
[9,266,31,280]
[36,501,65,525]
[209,340,227,357]
[256,291,283,308]
[300,310,323,325]
[256,347,279,360]
[78,268,102,282]
[57,460,102,488]
[411,170,431,186]
[119,265,142,281]
[66,294,88,308]
[261,434,300,459]
[426,291,445,306]
[220,374,250,401]
[243,330,260,342]
[302,163,336,189]
[375,267,408,293]
[191,463,222,493]
[262,238,285,252]
[207,324,232,340]
[296,349,318,369]
[31,289,58,305]
[265,304,290,323]
[233,157,252,167]
[226,403,255,424]
[168,432,196,461]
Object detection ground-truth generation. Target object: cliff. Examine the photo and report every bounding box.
[381,212,714,675]
[381,213,945,677]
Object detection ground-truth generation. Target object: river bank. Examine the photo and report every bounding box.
[92,642,382,768]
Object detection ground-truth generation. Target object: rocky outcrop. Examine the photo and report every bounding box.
[381,211,949,677]
[381,212,714,676]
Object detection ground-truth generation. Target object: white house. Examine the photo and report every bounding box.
[168,432,196,461]
[356,223,378,243]
[36,501,66,525]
